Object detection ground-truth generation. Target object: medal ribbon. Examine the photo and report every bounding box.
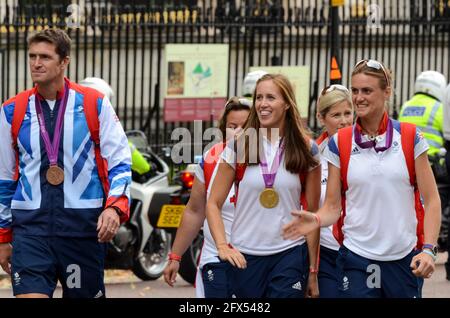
[259,139,285,188]
[34,81,69,166]
[354,118,393,153]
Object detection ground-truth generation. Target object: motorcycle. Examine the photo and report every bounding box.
[148,162,204,285]
[104,130,173,281]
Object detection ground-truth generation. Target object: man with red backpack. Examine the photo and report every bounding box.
[0,29,131,298]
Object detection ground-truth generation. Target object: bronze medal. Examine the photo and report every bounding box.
[259,188,279,209]
[46,165,64,186]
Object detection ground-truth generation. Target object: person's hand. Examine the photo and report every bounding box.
[306,272,319,298]
[410,252,436,278]
[97,207,120,242]
[163,260,180,287]
[282,210,320,240]
[217,244,247,269]
[0,243,12,275]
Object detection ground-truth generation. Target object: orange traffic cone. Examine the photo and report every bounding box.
[330,57,342,81]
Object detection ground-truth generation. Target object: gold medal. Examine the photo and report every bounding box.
[46,165,64,186]
[259,188,279,209]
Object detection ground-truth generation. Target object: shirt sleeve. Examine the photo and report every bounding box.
[220,139,236,170]
[98,95,132,222]
[309,139,321,171]
[0,103,17,242]
[414,127,430,159]
[323,133,341,169]
[194,158,205,184]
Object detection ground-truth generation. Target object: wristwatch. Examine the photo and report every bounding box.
[422,243,438,258]
[111,206,123,218]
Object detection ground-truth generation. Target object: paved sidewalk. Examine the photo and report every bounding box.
[0,253,449,298]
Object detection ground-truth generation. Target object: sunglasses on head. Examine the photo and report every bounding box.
[354,59,390,87]
[320,84,349,96]
[225,97,252,109]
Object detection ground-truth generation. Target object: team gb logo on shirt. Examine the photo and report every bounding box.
[392,140,400,152]
[417,132,424,140]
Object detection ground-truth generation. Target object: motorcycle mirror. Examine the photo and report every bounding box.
[162,146,171,158]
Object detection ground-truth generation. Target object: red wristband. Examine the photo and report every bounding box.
[309,267,319,274]
[168,252,182,262]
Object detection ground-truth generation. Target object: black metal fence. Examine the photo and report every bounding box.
[1,0,450,154]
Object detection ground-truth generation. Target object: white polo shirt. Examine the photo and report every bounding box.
[317,136,340,251]
[323,122,429,261]
[220,136,320,256]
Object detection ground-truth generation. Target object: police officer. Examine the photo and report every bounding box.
[399,71,447,179]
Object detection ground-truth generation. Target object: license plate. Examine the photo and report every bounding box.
[157,205,185,228]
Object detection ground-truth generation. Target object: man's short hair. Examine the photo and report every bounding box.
[28,29,71,60]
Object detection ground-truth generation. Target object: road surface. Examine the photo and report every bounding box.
[0,252,448,298]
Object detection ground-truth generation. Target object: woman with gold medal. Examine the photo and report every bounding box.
[206,74,321,298]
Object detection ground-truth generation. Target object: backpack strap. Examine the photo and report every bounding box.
[9,89,34,181]
[76,83,110,196]
[400,122,416,186]
[84,90,110,196]
[203,142,225,191]
[232,163,247,207]
[338,126,353,192]
[333,126,353,245]
[400,122,424,249]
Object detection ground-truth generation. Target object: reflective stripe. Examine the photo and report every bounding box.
[427,101,441,128]
[424,138,443,149]
[419,126,444,139]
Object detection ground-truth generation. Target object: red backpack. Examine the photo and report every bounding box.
[5,82,110,196]
[333,122,425,249]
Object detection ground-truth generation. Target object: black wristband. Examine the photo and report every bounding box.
[111,206,123,217]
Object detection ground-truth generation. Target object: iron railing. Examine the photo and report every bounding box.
[1,0,449,154]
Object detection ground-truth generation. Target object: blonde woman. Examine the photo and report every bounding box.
[315,84,354,297]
